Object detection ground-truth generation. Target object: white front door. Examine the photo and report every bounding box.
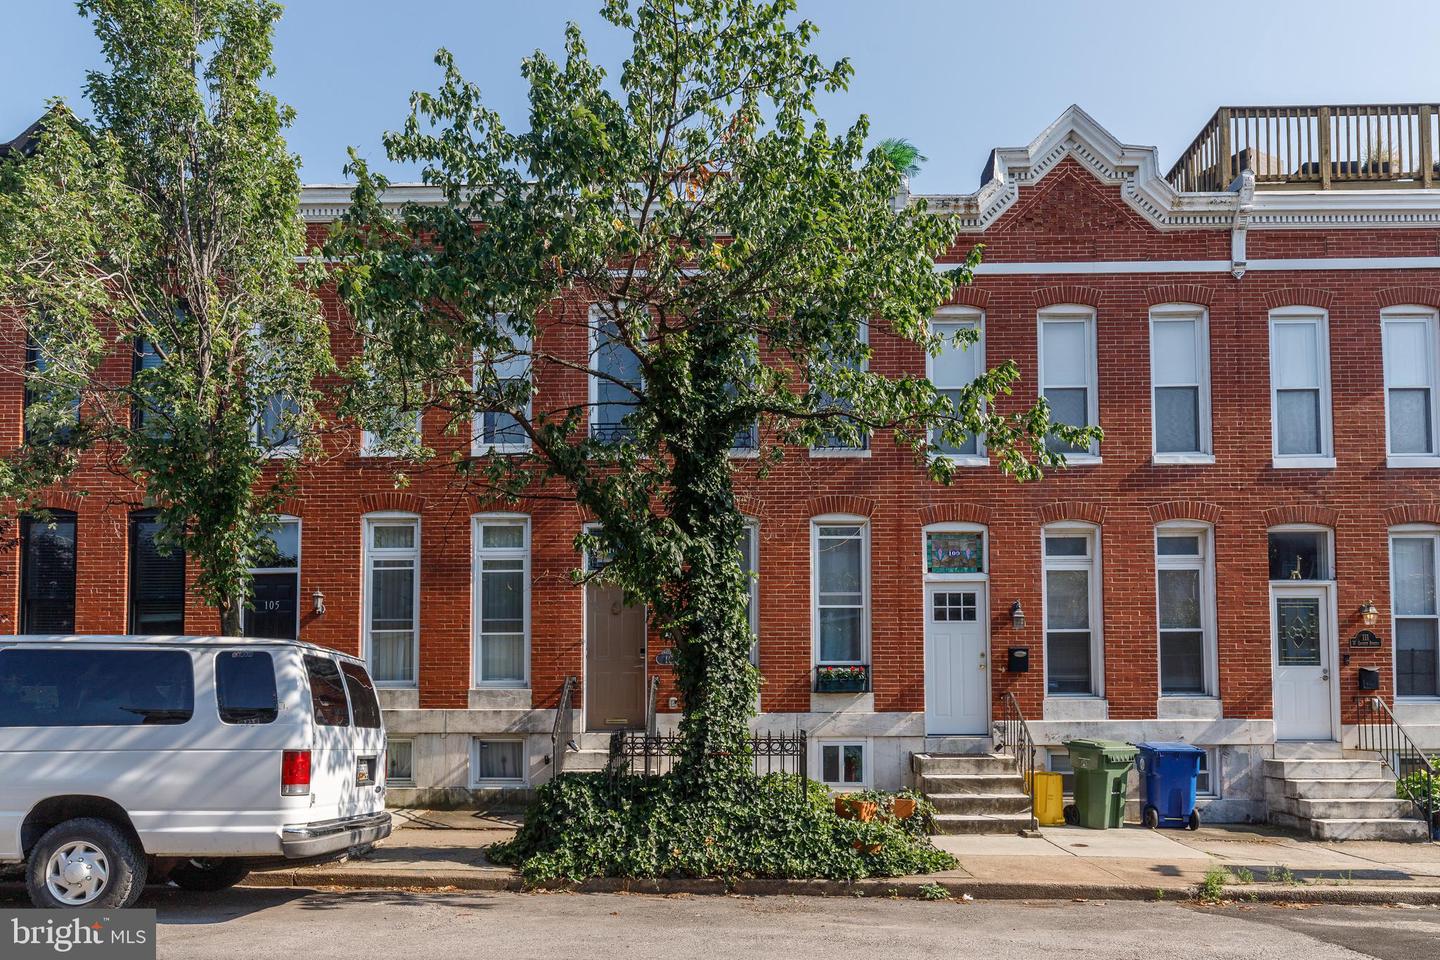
[925,584,989,735]
[1272,586,1335,740]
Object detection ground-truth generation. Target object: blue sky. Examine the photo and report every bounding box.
[3,1,1438,192]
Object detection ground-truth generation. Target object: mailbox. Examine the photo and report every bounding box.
[1357,667,1381,691]
[1007,647,1030,673]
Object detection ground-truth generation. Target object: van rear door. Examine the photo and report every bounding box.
[337,660,386,817]
[301,654,354,824]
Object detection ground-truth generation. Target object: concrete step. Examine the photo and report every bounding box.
[1276,778,1399,801]
[1308,817,1432,842]
[1263,758,1384,780]
[931,812,1034,835]
[1272,741,1345,759]
[923,736,993,755]
[1294,797,1419,821]
[556,749,612,773]
[928,793,1032,816]
[917,773,1028,796]
[912,753,1017,776]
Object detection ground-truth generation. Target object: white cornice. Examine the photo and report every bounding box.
[298,183,445,222]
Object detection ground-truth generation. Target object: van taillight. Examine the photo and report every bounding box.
[281,750,311,796]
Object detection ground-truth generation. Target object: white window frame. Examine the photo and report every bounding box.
[472,314,533,456]
[469,737,528,786]
[471,513,531,688]
[1195,747,1219,798]
[1389,524,1440,701]
[361,410,424,458]
[1037,305,1100,463]
[1149,304,1213,464]
[742,519,760,664]
[813,738,870,789]
[928,307,987,466]
[244,515,301,640]
[1041,522,1103,697]
[1381,306,1440,468]
[809,322,871,458]
[1268,307,1335,469]
[361,512,421,687]
[588,304,645,442]
[385,738,415,787]
[811,516,870,667]
[921,522,988,582]
[1154,522,1218,698]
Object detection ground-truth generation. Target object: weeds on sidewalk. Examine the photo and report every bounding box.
[1197,865,1228,903]
[1228,866,1254,884]
[917,883,951,901]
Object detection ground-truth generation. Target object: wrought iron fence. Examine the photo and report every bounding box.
[545,675,578,775]
[607,729,809,796]
[994,692,1039,832]
[1356,696,1436,832]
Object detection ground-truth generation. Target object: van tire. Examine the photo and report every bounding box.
[167,859,251,892]
[26,818,147,909]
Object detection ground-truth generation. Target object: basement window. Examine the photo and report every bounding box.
[817,741,867,788]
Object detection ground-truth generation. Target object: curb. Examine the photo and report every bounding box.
[241,870,1440,906]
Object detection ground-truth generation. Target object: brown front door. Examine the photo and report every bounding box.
[585,583,647,729]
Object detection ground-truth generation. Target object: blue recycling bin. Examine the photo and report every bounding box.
[1134,742,1204,830]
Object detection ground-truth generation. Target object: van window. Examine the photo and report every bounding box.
[339,661,382,729]
[215,651,279,724]
[304,655,350,726]
[0,648,193,727]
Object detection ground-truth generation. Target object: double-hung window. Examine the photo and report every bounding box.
[810,323,870,454]
[474,315,532,454]
[1150,306,1211,461]
[20,511,77,634]
[1269,308,1334,467]
[364,515,419,685]
[590,308,644,443]
[812,520,868,665]
[929,309,985,462]
[1382,307,1440,465]
[1038,307,1099,459]
[740,521,760,663]
[1155,525,1215,696]
[1043,525,1101,695]
[361,410,423,458]
[473,516,529,686]
[129,510,185,635]
[1391,530,1440,698]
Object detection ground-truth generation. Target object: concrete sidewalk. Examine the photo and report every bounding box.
[241,808,1440,904]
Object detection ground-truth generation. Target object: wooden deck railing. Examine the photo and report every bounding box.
[1167,104,1440,192]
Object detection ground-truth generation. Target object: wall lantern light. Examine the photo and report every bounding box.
[1010,600,1025,630]
[1358,600,1378,627]
[312,589,326,616]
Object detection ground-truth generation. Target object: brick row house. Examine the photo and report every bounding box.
[6,105,1440,827]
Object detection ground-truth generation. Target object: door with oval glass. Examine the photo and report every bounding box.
[1271,585,1335,740]
[925,583,989,735]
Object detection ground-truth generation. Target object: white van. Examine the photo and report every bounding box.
[0,635,392,908]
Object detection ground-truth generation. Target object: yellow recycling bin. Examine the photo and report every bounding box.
[1025,771,1065,826]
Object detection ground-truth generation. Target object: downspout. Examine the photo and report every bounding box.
[1229,168,1255,280]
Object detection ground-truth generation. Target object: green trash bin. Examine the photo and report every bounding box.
[1064,739,1138,829]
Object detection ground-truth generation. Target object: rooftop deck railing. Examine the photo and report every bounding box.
[1166,105,1440,192]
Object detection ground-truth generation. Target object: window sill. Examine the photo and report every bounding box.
[728,448,761,459]
[933,454,989,467]
[1152,453,1215,466]
[1272,456,1336,469]
[470,780,528,789]
[472,445,531,456]
[808,448,871,458]
[1387,455,1440,469]
[1056,454,1102,466]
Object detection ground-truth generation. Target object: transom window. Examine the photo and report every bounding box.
[1391,530,1440,698]
[1150,306,1211,459]
[1043,526,1101,695]
[364,515,419,685]
[1267,528,1331,581]
[926,529,984,576]
[929,310,985,460]
[1382,307,1440,462]
[473,517,529,686]
[813,521,868,665]
[1268,309,1333,465]
[1155,525,1215,696]
[1038,307,1098,458]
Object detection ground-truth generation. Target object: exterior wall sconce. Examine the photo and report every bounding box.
[312,589,326,616]
[1358,600,1378,626]
[1010,600,1025,630]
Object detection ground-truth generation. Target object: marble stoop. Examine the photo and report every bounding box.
[1263,756,1429,842]
[912,753,1033,835]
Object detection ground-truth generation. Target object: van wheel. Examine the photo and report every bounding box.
[26,818,147,909]
[168,859,251,892]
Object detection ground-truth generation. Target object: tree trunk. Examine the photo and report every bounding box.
[218,596,244,637]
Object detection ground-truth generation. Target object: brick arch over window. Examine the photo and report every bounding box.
[1262,288,1332,311]
[1144,284,1213,307]
[272,498,304,519]
[943,286,990,310]
[734,493,769,522]
[1148,500,1223,525]
[29,492,85,515]
[1262,505,1338,528]
[919,502,991,527]
[359,492,424,515]
[1376,286,1440,310]
[1031,285,1102,309]
[1036,501,1106,526]
[806,494,875,519]
[1382,503,1440,527]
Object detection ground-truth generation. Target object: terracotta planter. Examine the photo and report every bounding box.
[852,801,878,822]
[892,797,917,820]
[852,841,883,854]
[834,796,851,818]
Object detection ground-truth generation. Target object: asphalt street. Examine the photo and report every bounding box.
[4,884,1437,959]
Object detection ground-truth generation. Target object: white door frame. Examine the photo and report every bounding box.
[921,524,990,737]
[923,581,991,736]
[1270,582,1340,741]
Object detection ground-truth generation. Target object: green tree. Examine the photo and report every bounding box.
[330,0,1095,792]
[0,0,330,635]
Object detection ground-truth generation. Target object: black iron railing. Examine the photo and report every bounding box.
[1356,696,1437,831]
[994,692,1039,831]
[607,729,809,796]
[545,675,578,775]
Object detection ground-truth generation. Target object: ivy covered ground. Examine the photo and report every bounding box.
[489,773,956,885]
